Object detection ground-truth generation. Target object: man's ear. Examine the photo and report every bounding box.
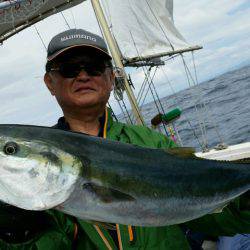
[44,73,56,96]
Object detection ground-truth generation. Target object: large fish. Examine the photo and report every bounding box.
[0,124,249,226]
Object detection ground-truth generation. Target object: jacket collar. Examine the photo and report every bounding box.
[52,107,121,138]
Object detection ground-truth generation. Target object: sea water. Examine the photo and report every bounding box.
[138,65,250,150]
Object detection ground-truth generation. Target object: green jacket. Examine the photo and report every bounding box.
[1,109,250,250]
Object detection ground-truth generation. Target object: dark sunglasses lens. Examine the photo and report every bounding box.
[59,64,81,78]
[57,61,108,78]
[84,63,106,76]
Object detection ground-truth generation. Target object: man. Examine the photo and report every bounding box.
[1,28,250,249]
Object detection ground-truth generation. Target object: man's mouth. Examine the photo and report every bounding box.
[74,86,95,93]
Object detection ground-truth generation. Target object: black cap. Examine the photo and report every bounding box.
[47,29,111,61]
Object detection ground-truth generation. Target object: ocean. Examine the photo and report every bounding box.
[128,65,250,150]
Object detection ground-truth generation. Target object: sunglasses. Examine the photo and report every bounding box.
[49,61,110,78]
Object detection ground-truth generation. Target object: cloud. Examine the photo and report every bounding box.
[0,0,249,122]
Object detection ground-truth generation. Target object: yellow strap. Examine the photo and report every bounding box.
[116,224,123,250]
[94,225,113,250]
[128,225,134,242]
[99,109,125,250]
[73,222,78,241]
[103,107,108,139]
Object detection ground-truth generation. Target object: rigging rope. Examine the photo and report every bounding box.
[138,67,158,109]
[95,1,134,124]
[70,9,76,29]
[128,30,169,135]
[136,75,149,104]
[98,0,221,150]
[125,1,172,134]
[107,102,118,122]
[93,1,145,125]
[127,0,157,56]
[101,0,112,29]
[180,54,208,150]
[126,0,189,139]
[127,2,161,107]
[60,11,71,29]
[120,98,134,124]
[33,7,72,51]
[145,0,174,51]
[33,24,46,50]
[137,67,155,105]
[182,53,225,149]
[191,52,225,145]
[159,64,202,148]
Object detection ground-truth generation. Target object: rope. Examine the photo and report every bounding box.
[60,11,71,29]
[159,64,203,148]
[184,54,221,149]
[139,69,160,110]
[127,0,156,56]
[70,9,76,29]
[191,52,224,145]
[94,5,143,125]
[116,100,127,122]
[191,52,199,85]
[180,54,208,150]
[138,68,159,109]
[128,29,169,135]
[33,24,46,50]
[107,102,119,122]
[136,75,149,104]
[101,0,112,29]
[131,59,166,132]
[120,99,134,124]
[137,67,155,105]
[92,1,135,124]
[145,0,174,51]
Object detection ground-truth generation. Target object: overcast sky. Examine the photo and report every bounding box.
[0,0,249,125]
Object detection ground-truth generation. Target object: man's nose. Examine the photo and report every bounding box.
[76,69,91,80]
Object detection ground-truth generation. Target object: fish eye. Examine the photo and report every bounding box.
[3,142,19,155]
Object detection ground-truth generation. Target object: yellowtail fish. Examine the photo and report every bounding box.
[0,124,249,226]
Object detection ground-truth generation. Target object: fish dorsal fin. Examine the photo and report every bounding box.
[82,183,135,203]
[163,147,196,159]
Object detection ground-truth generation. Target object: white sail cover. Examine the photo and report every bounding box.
[101,0,195,60]
[0,0,85,42]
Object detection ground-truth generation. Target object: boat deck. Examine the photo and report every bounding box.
[195,142,250,161]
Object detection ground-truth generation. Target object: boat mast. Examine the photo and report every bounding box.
[91,0,145,125]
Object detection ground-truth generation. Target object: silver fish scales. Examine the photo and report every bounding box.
[0,124,249,226]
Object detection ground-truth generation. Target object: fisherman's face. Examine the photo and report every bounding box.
[44,48,114,111]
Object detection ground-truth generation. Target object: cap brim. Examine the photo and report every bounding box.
[47,44,112,61]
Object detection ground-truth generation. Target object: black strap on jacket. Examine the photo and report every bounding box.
[53,115,105,137]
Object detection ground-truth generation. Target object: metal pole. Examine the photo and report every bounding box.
[91,0,145,125]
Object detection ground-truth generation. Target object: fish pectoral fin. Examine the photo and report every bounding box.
[164,147,196,158]
[82,183,135,203]
[210,204,228,214]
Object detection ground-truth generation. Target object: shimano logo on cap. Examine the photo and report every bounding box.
[61,34,97,42]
